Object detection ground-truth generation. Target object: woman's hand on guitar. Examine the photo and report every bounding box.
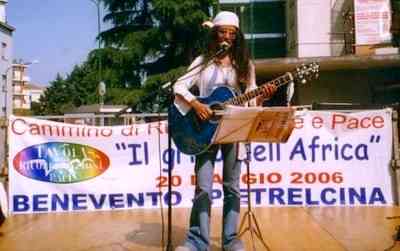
[262,84,277,99]
[257,84,278,105]
[191,99,213,121]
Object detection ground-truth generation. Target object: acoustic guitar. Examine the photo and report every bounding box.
[169,62,319,155]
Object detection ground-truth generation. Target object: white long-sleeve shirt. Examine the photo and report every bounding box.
[173,55,257,115]
[173,55,257,159]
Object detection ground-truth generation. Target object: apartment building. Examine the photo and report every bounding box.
[11,63,45,110]
[24,83,45,107]
[0,0,13,118]
[0,0,13,175]
[11,62,29,109]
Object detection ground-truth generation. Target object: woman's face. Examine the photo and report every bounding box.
[216,25,237,45]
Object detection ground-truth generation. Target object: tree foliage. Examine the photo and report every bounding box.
[37,0,217,115]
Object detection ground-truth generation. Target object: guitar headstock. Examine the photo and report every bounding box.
[293,62,319,84]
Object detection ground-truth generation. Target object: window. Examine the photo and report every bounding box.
[1,42,7,61]
[2,74,6,92]
[221,0,287,59]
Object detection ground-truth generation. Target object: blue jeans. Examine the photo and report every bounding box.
[184,143,242,251]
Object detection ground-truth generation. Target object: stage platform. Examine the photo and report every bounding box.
[1,207,400,251]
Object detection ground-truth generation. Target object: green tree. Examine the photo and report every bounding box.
[37,0,216,115]
[100,0,214,74]
[105,0,216,112]
[35,74,74,115]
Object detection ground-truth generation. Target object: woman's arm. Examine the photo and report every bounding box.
[173,56,204,104]
[173,56,213,120]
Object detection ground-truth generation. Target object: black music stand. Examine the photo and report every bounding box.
[239,142,270,251]
[213,105,295,251]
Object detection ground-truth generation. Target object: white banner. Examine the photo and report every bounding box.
[354,0,392,45]
[8,109,394,214]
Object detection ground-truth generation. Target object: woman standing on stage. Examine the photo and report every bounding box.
[173,11,277,251]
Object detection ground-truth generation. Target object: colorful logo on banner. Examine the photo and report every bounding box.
[13,142,110,183]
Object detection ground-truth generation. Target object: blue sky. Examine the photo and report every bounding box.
[7,0,104,86]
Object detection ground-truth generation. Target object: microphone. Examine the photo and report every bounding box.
[215,41,231,58]
[218,41,231,53]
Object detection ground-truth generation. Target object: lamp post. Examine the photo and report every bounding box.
[89,0,105,107]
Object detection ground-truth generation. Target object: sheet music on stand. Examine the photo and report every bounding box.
[213,105,295,144]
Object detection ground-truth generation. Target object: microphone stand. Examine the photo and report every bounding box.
[117,44,231,251]
[165,44,231,251]
[165,85,174,251]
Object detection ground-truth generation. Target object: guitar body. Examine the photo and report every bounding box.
[169,85,237,155]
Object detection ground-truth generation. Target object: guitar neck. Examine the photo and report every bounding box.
[227,72,293,106]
